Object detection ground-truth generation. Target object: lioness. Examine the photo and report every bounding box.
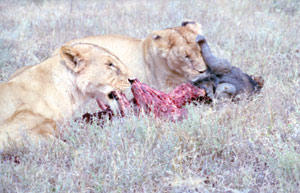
[55,21,207,92]
[0,43,131,151]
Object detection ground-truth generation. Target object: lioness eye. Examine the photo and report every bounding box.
[107,63,114,67]
[185,55,190,59]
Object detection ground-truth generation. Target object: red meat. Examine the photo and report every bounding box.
[129,79,205,121]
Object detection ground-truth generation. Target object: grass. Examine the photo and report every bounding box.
[1,0,300,192]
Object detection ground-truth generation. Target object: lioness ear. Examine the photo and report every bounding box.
[60,46,86,73]
[181,19,203,34]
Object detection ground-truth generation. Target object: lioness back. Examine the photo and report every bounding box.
[58,21,208,92]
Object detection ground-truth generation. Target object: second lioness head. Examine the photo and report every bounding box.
[144,20,207,87]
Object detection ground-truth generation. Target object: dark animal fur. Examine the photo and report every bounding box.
[192,35,263,99]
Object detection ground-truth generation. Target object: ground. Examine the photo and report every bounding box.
[0,0,300,192]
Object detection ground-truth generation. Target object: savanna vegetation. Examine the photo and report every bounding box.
[0,0,300,192]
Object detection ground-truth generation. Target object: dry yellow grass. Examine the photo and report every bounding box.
[1,0,300,192]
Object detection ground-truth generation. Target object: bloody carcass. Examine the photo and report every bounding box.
[81,79,206,123]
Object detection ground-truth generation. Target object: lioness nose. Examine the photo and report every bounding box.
[128,78,136,84]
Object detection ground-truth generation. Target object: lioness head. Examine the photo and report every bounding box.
[144,20,207,88]
[60,43,132,104]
